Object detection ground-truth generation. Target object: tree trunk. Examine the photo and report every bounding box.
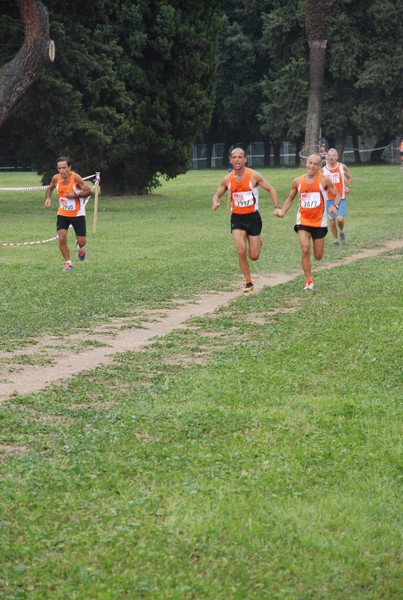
[370,138,391,164]
[295,138,303,166]
[205,142,212,169]
[352,131,362,164]
[304,39,327,156]
[273,141,281,167]
[335,135,345,159]
[263,138,271,167]
[0,0,50,128]
[222,141,231,169]
[303,0,333,159]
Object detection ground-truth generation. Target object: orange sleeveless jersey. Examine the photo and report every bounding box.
[229,168,259,215]
[322,162,346,200]
[297,173,327,228]
[57,172,86,217]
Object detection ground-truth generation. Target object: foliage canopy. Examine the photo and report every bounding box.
[0,0,224,193]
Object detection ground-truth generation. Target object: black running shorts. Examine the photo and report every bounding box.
[57,215,86,237]
[294,224,327,239]
[231,211,262,236]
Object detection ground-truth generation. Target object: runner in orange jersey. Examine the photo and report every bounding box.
[45,157,92,270]
[275,153,341,291]
[212,147,280,293]
[323,148,353,246]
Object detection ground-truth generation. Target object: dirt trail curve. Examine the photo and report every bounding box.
[1,241,401,402]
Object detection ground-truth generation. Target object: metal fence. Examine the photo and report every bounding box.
[192,138,401,169]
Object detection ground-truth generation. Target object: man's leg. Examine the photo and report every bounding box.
[327,201,339,243]
[76,234,87,260]
[312,236,325,261]
[73,217,87,260]
[297,229,313,282]
[329,218,338,240]
[232,228,252,282]
[248,234,262,261]
[57,228,70,262]
[336,200,347,244]
[337,216,346,239]
[76,235,86,248]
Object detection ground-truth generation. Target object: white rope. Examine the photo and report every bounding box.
[1,236,58,247]
[349,144,392,153]
[0,185,49,192]
[0,173,99,192]
[299,144,394,160]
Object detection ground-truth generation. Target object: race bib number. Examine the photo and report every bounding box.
[59,197,76,211]
[330,173,340,184]
[301,192,321,209]
[232,192,254,208]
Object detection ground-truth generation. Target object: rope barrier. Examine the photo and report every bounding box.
[0,173,99,193]
[1,236,58,247]
[0,172,100,247]
[299,144,394,160]
[348,144,393,153]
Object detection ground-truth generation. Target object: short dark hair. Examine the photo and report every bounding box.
[56,156,71,167]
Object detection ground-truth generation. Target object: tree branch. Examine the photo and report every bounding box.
[0,0,51,127]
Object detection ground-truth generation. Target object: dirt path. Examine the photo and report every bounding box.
[1,241,401,402]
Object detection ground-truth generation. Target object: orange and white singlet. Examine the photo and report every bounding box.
[322,162,346,200]
[56,172,86,217]
[229,168,259,215]
[296,173,327,228]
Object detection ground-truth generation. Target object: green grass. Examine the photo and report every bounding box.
[0,166,402,598]
[0,165,401,348]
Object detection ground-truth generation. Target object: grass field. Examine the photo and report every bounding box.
[0,165,402,598]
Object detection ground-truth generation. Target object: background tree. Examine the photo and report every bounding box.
[303,0,333,156]
[1,0,402,182]
[0,0,224,193]
[260,0,307,165]
[202,0,274,167]
[322,0,403,160]
[0,0,51,127]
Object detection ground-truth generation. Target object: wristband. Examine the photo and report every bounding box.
[275,205,282,209]
[334,204,339,210]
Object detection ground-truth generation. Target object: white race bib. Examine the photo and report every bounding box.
[330,173,340,184]
[232,191,255,208]
[59,197,76,211]
[301,192,321,209]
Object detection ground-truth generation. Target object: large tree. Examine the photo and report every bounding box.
[0,0,51,127]
[203,0,274,167]
[0,0,224,193]
[303,0,333,156]
[323,0,403,161]
[259,0,307,165]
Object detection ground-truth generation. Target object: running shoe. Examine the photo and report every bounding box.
[304,280,314,291]
[62,261,73,271]
[78,247,86,261]
[340,231,347,245]
[332,239,340,247]
[76,242,86,261]
[243,282,254,293]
